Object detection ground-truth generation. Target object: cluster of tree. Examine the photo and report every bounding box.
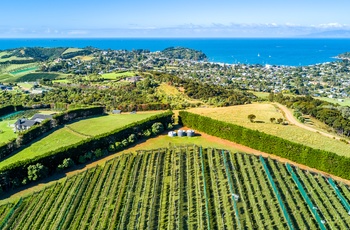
[179,111,350,181]
[0,105,23,118]
[271,93,350,136]
[184,81,254,106]
[161,47,207,61]
[0,111,173,192]
[1,47,94,63]
[151,72,255,106]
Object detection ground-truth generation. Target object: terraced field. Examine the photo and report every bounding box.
[0,146,349,229]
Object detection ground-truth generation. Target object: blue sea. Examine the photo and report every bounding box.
[0,38,350,66]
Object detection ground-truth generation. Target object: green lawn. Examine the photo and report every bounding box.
[0,120,17,144]
[67,112,160,136]
[189,103,350,157]
[318,97,350,106]
[101,71,136,80]
[0,128,86,169]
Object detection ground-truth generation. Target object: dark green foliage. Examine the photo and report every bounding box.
[7,47,66,61]
[27,163,48,181]
[60,49,92,59]
[57,158,74,170]
[161,47,207,61]
[151,122,164,135]
[15,73,59,82]
[128,134,137,143]
[0,105,23,118]
[179,111,350,180]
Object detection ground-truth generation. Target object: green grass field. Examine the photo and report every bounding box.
[318,96,350,106]
[101,71,136,80]
[62,48,82,55]
[67,112,160,136]
[0,113,161,169]
[0,128,86,169]
[0,120,17,144]
[189,103,350,157]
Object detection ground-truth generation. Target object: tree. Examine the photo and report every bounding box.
[152,122,164,135]
[128,134,137,143]
[27,163,48,181]
[57,158,75,170]
[270,117,276,123]
[277,118,284,124]
[248,114,256,123]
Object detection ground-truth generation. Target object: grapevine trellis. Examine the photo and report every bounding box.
[0,145,350,229]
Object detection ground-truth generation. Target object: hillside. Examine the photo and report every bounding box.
[0,146,349,229]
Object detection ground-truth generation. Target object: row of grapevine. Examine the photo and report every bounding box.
[0,146,349,229]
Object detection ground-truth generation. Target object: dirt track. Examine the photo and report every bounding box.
[275,103,343,141]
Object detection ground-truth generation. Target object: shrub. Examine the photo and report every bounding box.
[57,158,75,170]
[27,163,48,181]
[143,129,152,137]
[122,139,129,147]
[152,122,164,135]
[128,134,137,144]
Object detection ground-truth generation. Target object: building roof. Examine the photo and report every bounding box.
[31,114,53,121]
[15,119,39,128]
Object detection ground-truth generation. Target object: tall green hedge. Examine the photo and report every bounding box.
[0,105,23,118]
[179,111,350,180]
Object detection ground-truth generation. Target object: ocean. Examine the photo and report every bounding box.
[0,38,350,66]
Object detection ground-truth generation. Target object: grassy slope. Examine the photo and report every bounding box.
[0,113,160,169]
[0,120,17,144]
[189,103,350,157]
[0,129,86,168]
[67,113,161,136]
[101,71,136,80]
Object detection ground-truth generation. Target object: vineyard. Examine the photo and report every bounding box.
[0,146,350,229]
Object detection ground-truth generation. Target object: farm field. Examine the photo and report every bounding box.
[0,129,86,169]
[0,113,161,169]
[14,72,60,82]
[101,71,136,80]
[0,146,349,229]
[0,120,16,144]
[66,112,161,136]
[189,103,350,157]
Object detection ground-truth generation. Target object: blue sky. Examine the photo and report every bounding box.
[1,0,350,37]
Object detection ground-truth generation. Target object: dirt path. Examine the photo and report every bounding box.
[275,103,344,141]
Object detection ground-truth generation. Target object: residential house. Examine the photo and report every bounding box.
[13,114,53,132]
